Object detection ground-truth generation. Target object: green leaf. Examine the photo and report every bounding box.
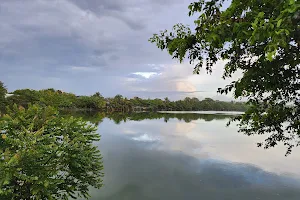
[44,181,49,188]
[32,188,39,195]
[257,12,265,18]
[277,19,282,27]
[267,52,273,61]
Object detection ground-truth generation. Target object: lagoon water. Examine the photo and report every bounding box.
[84,112,300,200]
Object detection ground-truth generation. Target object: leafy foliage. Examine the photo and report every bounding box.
[149,0,300,154]
[117,96,247,112]
[5,88,247,112]
[7,89,106,110]
[0,81,7,113]
[0,105,104,199]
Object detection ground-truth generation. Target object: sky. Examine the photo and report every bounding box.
[0,0,238,100]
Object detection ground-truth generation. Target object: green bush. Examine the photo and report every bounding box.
[0,104,104,199]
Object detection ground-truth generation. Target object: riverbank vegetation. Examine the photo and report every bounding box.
[3,87,248,112]
[0,81,7,113]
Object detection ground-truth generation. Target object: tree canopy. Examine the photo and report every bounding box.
[149,0,300,154]
[6,89,106,111]
[0,81,7,113]
[5,88,248,112]
[0,105,104,199]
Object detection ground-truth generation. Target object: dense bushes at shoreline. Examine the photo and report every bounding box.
[3,87,247,112]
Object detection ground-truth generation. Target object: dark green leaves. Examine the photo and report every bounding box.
[150,0,300,155]
[0,104,104,199]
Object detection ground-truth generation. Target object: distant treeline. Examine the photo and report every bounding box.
[4,88,248,112]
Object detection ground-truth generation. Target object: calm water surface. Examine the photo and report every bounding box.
[85,112,300,200]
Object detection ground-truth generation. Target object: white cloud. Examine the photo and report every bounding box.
[124,61,242,100]
[132,72,161,79]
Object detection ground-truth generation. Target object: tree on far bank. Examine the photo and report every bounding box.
[93,92,103,98]
[149,0,300,154]
[0,81,7,113]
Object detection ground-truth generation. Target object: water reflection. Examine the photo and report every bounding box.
[91,133,300,200]
[74,112,300,199]
[65,111,237,125]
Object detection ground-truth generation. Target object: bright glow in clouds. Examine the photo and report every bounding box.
[132,72,161,79]
[176,81,196,92]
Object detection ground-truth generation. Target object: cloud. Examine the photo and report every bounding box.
[176,81,197,92]
[69,66,97,72]
[0,0,240,100]
[122,61,240,100]
[132,72,161,79]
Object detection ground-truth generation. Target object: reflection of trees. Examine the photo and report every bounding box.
[61,111,106,126]
[62,112,236,125]
[125,112,234,123]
